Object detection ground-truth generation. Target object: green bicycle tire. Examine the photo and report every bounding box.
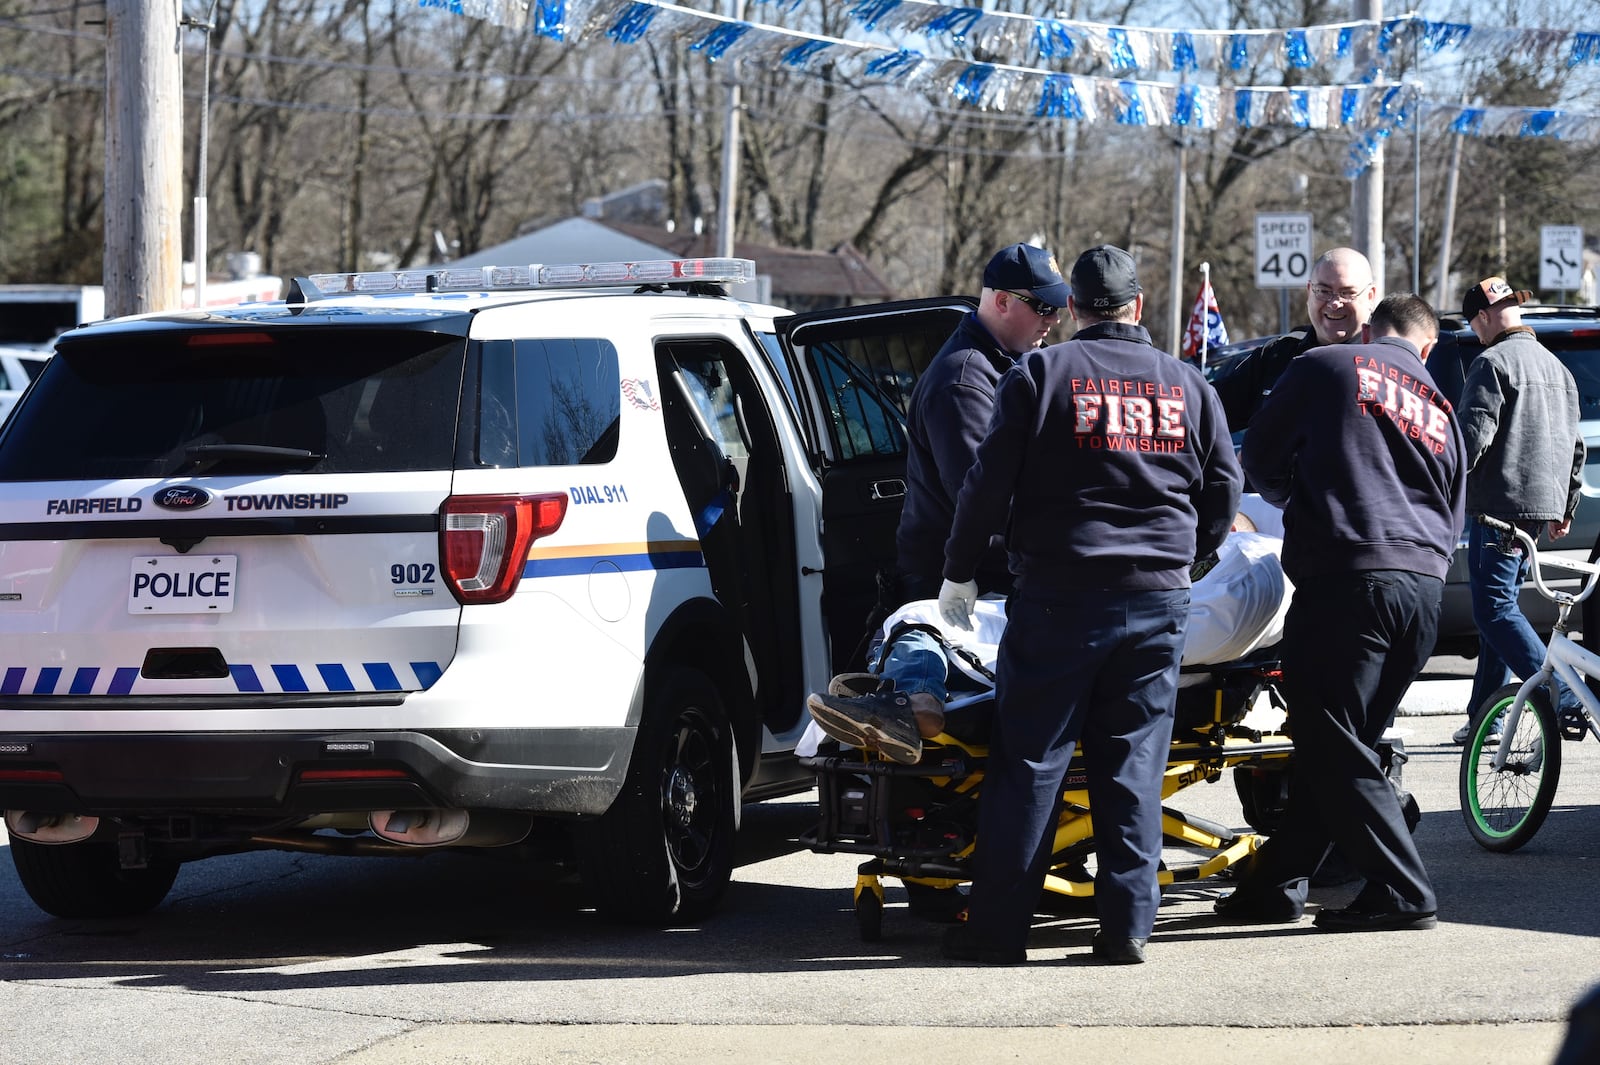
[1459,682,1562,852]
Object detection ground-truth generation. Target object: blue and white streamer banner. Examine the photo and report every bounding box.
[428,0,1413,135]
[424,0,1600,165]
[1421,100,1600,143]
[428,0,1600,78]
[831,4,1600,78]
[825,0,1387,77]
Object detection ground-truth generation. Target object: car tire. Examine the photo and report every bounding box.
[576,666,738,924]
[9,836,179,918]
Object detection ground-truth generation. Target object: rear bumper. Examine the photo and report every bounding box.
[0,726,633,818]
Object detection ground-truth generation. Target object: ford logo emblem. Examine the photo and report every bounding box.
[152,485,214,511]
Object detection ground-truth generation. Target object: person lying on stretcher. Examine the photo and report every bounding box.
[803,521,1288,765]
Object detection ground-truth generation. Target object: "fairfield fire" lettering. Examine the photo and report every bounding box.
[1353,355,1452,454]
[1071,379,1188,453]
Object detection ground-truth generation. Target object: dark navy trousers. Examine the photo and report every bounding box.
[964,585,1189,952]
[1237,570,1439,915]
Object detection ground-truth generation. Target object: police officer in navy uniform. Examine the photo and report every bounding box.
[806,244,1068,762]
[938,245,1242,964]
[1216,293,1465,932]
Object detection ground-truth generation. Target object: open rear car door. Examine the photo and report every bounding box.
[774,297,975,673]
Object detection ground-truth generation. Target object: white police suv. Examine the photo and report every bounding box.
[0,257,969,922]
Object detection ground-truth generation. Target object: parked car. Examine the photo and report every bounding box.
[1207,306,1600,656]
[0,256,972,923]
[0,346,49,426]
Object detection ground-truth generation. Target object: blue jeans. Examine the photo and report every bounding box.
[876,627,948,701]
[1466,521,1574,715]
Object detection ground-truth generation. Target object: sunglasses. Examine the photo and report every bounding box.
[1004,290,1063,318]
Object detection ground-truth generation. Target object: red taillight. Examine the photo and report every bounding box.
[298,768,411,782]
[186,331,274,346]
[0,768,65,783]
[439,493,568,604]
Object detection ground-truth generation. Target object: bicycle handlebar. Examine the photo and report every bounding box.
[1475,514,1600,606]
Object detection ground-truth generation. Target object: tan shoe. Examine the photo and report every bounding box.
[805,688,922,764]
[827,672,880,698]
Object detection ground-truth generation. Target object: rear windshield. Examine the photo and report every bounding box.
[0,327,467,480]
[1432,330,1600,422]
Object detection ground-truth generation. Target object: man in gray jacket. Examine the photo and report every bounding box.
[1455,276,1585,743]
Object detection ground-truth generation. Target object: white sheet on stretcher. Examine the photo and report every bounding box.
[795,531,1290,757]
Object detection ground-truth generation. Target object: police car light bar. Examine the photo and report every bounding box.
[305,257,757,295]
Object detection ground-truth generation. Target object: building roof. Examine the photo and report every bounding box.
[604,223,894,301]
[437,217,895,305]
[442,218,675,270]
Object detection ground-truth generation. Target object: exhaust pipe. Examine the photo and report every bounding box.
[5,810,99,845]
[248,810,535,855]
[368,808,532,848]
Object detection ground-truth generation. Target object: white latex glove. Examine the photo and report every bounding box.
[938,578,979,631]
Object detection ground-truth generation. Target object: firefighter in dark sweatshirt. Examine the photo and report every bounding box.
[937,245,1242,965]
[1217,292,1465,933]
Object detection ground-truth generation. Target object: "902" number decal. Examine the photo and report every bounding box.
[391,562,437,597]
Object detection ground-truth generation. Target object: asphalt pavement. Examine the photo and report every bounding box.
[1,656,1597,1065]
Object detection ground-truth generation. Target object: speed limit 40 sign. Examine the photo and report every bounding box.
[1256,213,1314,289]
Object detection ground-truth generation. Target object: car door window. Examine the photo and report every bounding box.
[789,310,966,463]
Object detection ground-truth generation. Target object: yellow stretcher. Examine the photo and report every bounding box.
[799,657,1295,941]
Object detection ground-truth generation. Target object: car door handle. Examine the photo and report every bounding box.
[869,479,906,501]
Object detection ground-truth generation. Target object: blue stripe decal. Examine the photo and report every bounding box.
[0,661,435,694]
[272,664,309,692]
[110,667,139,695]
[522,548,705,579]
[318,663,355,692]
[364,662,401,691]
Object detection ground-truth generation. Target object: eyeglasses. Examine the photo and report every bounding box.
[1310,283,1371,303]
[1004,291,1062,318]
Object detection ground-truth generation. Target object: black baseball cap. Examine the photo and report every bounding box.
[1069,244,1142,310]
[982,243,1070,307]
[1461,275,1532,320]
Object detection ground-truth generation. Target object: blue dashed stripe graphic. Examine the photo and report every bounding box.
[272,664,309,692]
[231,665,264,692]
[2,661,444,695]
[364,662,400,690]
[318,663,354,691]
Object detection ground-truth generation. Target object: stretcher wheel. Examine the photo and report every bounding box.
[904,882,966,923]
[1234,765,1289,835]
[855,890,884,941]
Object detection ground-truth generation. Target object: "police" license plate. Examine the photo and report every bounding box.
[128,554,238,614]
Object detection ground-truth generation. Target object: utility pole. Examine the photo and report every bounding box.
[715,0,744,260]
[1350,0,1385,291]
[1167,132,1187,357]
[182,3,219,310]
[104,0,183,318]
[1433,101,1466,310]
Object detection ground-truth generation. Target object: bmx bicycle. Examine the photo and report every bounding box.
[1459,516,1600,852]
